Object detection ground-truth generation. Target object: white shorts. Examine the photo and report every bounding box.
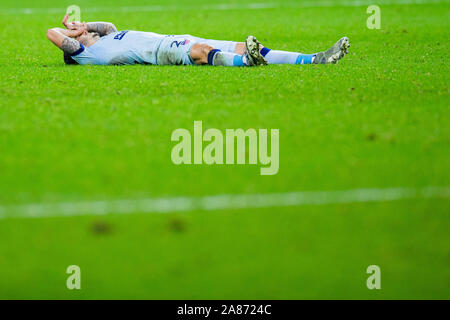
[156,34,238,66]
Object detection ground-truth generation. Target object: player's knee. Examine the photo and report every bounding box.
[190,43,215,65]
[234,42,246,55]
[234,42,264,55]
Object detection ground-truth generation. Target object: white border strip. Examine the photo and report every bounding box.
[0,186,448,220]
[1,0,448,15]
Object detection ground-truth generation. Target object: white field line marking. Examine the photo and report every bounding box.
[0,186,448,220]
[1,0,448,15]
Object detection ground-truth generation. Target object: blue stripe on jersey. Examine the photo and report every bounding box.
[71,44,85,56]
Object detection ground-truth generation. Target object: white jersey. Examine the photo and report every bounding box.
[71,31,166,65]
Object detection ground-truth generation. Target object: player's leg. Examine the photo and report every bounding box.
[262,37,350,64]
[191,36,257,56]
[194,39,250,55]
[259,47,316,65]
[232,42,316,64]
[189,43,249,66]
[190,36,267,67]
[232,37,351,65]
[195,38,239,54]
[263,37,350,64]
[156,35,265,66]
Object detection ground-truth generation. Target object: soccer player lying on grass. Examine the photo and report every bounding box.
[47,14,350,67]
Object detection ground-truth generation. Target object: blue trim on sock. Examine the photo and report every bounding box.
[296,54,315,65]
[233,55,245,66]
[207,49,221,65]
[260,47,271,57]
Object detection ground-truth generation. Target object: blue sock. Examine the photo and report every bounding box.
[260,47,316,65]
[295,54,316,64]
[208,49,246,67]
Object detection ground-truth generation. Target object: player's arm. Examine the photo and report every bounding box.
[86,22,117,36]
[46,28,84,55]
[62,14,117,37]
[62,15,117,36]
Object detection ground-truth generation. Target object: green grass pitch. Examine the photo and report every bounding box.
[0,0,449,299]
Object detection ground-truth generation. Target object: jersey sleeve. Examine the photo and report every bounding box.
[71,44,106,65]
